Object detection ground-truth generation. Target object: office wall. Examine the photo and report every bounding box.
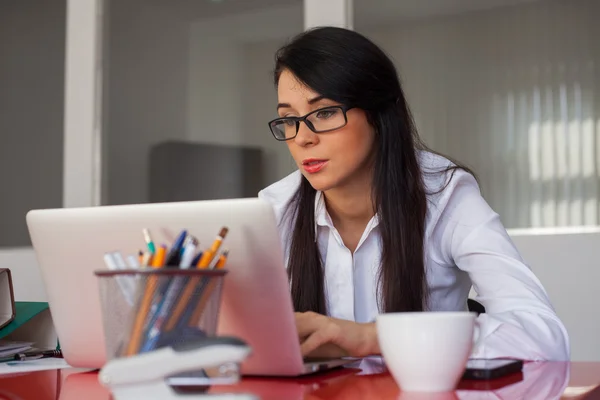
[0,1,65,246]
[364,0,600,229]
[103,1,191,205]
[186,4,303,185]
[103,3,304,205]
[0,0,65,301]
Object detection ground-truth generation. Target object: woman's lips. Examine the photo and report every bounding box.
[302,159,328,174]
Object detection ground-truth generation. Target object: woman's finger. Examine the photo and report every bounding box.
[295,312,325,338]
[300,328,332,356]
[300,319,343,356]
[303,342,348,359]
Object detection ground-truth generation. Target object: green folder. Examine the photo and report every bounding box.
[0,301,49,339]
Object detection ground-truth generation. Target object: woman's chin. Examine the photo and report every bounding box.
[302,173,337,192]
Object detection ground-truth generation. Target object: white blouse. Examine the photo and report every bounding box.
[258,151,570,361]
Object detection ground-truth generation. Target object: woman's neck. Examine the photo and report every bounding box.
[324,186,374,226]
[323,171,375,245]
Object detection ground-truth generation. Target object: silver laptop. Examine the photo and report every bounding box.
[26,198,354,376]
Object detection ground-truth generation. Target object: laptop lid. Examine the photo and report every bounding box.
[27,198,312,375]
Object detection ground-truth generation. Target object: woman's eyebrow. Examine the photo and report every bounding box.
[277,95,326,111]
[307,95,325,104]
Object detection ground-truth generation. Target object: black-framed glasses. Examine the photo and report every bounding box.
[268,105,354,141]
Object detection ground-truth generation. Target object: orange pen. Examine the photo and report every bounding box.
[124,245,166,356]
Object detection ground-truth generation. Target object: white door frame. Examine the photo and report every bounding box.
[304,0,353,30]
[63,0,105,208]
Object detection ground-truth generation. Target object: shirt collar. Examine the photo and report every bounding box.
[313,190,380,242]
[314,191,331,238]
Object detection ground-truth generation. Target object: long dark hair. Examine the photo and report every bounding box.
[274,27,467,315]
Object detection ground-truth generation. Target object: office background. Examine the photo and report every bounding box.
[0,0,598,358]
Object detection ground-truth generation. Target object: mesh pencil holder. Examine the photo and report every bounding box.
[95,268,227,361]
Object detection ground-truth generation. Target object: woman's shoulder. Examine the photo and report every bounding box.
[258,170,302,223]
[418,150,479,196]
[418,150,483,234]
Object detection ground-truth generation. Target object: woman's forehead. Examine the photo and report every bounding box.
[278,70,320,103]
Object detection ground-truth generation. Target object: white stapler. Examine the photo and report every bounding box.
[99,336,258,400]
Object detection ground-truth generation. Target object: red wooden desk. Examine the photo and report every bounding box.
[0,359,599,399]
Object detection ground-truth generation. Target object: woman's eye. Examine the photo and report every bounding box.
[316,109,339,119]
[283,119,296,127]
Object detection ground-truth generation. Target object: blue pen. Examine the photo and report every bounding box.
[140,236,199,352]
[180,235,193,257]
[144,232,187,333]
[164,230,187,266]
[191,252,203,266]
[177,277,210,330]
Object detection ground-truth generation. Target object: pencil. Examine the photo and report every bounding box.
[140,252,152,267]
[124,245,166,356]
[196,227,228,268]
[142,229,156,254]
[188,249,229,326]
[214,249,229,269]
[163,227,228,331]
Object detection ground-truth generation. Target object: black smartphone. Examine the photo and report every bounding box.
[462,358,523,380]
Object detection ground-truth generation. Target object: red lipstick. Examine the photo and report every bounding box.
[302,158,328,174]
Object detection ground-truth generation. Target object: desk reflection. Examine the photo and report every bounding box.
[58,371,110,400]
[457,360,569,399]
[52,358,571,400]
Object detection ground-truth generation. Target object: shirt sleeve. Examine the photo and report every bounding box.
[439,171,570,361]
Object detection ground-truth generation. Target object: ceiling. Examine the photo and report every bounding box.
[141,0,549,26]
[143,0,301,21]
[355,0,546,25]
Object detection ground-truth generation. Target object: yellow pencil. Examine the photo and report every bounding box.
[196,227,228,268]
[124,245,165,356]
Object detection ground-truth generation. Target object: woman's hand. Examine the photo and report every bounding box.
[295,311,380,358]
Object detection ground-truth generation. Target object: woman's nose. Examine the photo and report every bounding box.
[294,121,319,147]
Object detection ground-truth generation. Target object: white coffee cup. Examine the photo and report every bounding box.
[376,311,480,393]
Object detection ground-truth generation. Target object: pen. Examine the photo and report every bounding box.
[165,230,188,266]
[165,228,229,331]
[180,235,193,257]
[0,349,63,363]
[104,252,136,305]
[151,246,167,268]
[180,236,199,268]
[189,249,229,326]
[126,255,140,268]
[191,252,203,266]
[140,237,199,352]
[112,251,138,299]
[124,245,166,356]
[140,251,152,267]
[142,229,156,254]
[111,251,128,269]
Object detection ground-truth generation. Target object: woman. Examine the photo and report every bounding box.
[258,27,569,361]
